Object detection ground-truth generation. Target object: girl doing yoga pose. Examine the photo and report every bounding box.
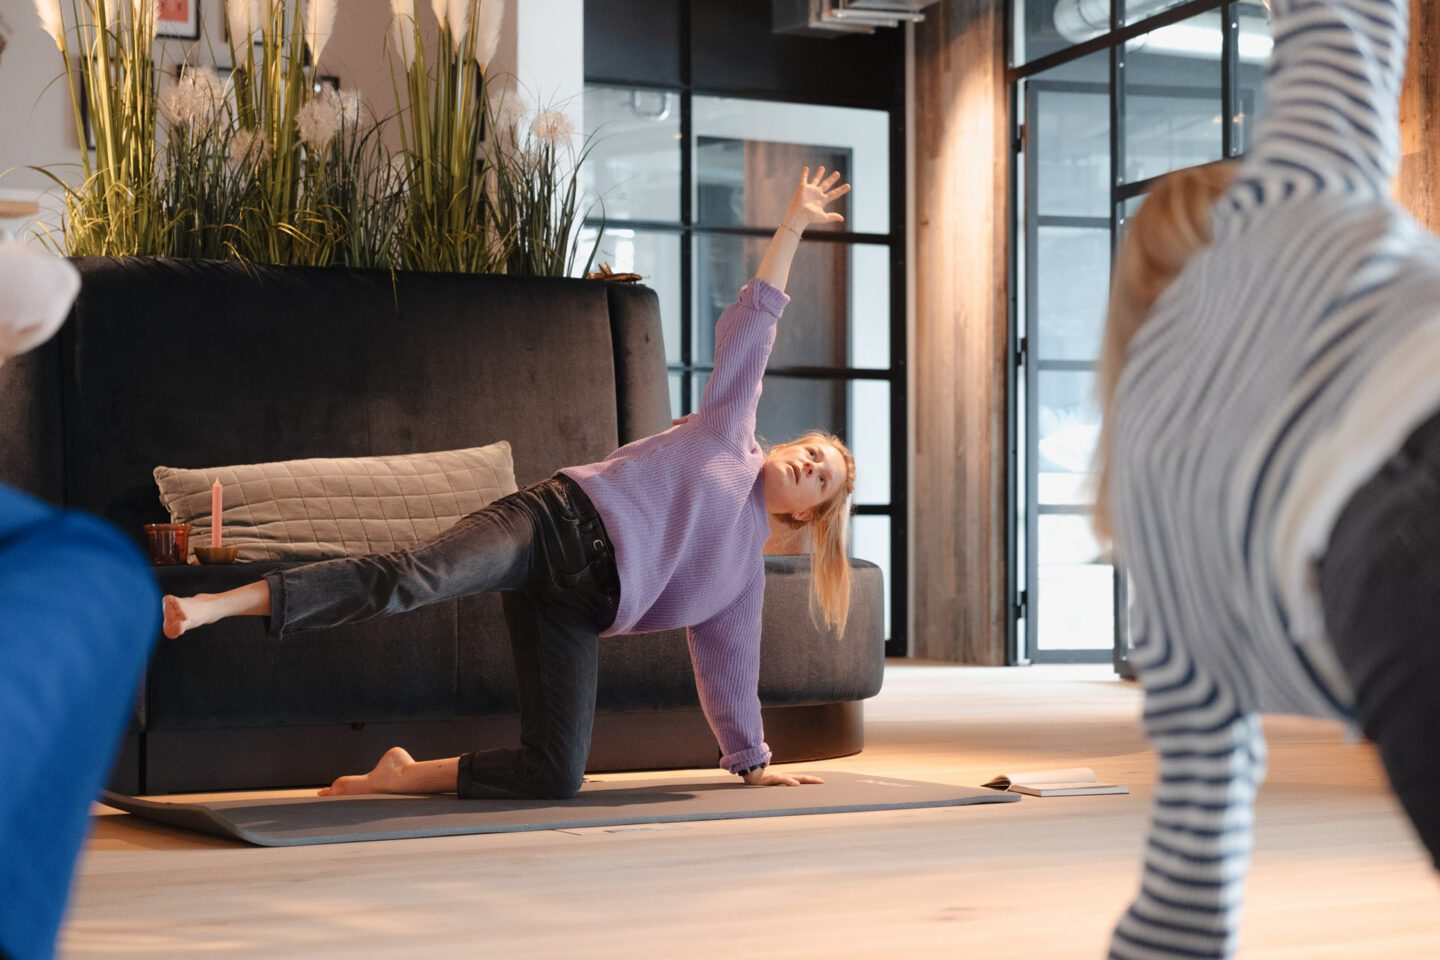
[163,167,856,799]
[1096,0,1438,956]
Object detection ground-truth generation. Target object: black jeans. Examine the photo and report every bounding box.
[265,475,620,800]
[1322,409,1440,868]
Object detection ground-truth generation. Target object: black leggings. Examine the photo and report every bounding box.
[264,475,620,800]
[1322,409,1440,868]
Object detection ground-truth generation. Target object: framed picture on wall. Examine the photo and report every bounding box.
[157,0,201,40]
[78,68,97,151]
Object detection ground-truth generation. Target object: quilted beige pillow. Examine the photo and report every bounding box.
[154,442,518,561]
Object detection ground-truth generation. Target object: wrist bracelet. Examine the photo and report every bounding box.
[779,222,804,240]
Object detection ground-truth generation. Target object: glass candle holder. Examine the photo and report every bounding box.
[143,523,192,565]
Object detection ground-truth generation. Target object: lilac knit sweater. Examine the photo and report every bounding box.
[561,278,789,774]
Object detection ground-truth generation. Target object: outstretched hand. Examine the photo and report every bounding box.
[783,166,851,232]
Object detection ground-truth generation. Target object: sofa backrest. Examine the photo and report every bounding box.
[0,257,671,535]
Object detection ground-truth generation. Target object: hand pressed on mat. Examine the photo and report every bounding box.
[742,768,824,787]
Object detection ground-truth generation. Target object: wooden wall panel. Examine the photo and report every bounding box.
[1399,0,1439,230]
[911,0,1009,663]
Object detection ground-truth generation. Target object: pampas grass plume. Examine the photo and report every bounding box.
[530,110,574,146]
[446,0,471,51]
[390,0,416,68]
[474,0,502,69]
[33,0,65,50]
[305,0,337,68]
[225,0,257,61]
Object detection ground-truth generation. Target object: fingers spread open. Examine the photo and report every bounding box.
[826,183,852,201]
[813,165,827,185]
[800,165,810,184]
[823,170,842,188]
[826,212,844,222]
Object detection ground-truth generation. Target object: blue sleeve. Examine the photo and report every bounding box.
[0,487,160,805]
[0,485,160,960]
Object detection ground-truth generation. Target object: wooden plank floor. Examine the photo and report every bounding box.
[66,664,1440,958]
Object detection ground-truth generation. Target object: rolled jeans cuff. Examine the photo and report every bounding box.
[262,569,288,638]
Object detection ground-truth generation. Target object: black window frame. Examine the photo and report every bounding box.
[1006,0,1249,669]
[584,3,910,656]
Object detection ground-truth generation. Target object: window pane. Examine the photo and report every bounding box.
[851,514,892,639]
[758,377,847,453]
[1036,514,1114,650]
[1036,226,1110,361]
[1014,0,1103,67]
[1122,12,1225,183]
[1037,370,1098,506]
[692,96,889,235]
[575,228,682,365]
[1122,0,1193,27]
[1234,4,1274,154]
[1030,51,1111,219]
[582,85,681,223]
[689,372,882,497]
[693,235,889,370]
[668,373,682,422]
[850,380,890,506]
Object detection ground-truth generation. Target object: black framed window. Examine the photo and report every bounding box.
[1007,0,1272,666]
[582,1,908,654]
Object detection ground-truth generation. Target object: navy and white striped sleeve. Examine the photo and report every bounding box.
[1249,0,1408,195]
[1109,633,1269,960]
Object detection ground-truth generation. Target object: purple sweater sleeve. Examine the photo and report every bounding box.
[685,571,771,773]
[697,279,789,450]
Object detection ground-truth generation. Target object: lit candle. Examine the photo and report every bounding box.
[211,479,223,548]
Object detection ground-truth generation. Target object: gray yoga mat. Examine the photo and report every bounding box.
[100,771,1018,847]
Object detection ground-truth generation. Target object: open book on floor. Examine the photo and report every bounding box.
[982,767,1129,797]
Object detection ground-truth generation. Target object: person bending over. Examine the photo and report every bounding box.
[0,245,161,960]
[162,167,857,799]
[1094,0,1440,956]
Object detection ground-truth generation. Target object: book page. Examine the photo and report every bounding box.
[982,767,1099,790]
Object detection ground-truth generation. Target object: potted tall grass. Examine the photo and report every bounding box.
[26,0,602,277]
[388,0,505,273]
[34,0,167,255]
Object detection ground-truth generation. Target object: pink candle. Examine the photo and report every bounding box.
[211,479,223,548]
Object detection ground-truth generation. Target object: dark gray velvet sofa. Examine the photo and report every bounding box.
[0,257,885,794]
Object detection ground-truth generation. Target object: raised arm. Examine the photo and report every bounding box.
[1248,0,1408,194]
[755,166,852,293]
[697,168,851,446]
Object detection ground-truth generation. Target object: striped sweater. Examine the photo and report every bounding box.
[563,278,790,775]
[1107,0,1440,956]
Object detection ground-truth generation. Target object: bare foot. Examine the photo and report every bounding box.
[318,747,416,797]
[162,594,203,639]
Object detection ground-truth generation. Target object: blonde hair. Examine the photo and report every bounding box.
[771,431,857,637]
[1092,162,1237,544]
